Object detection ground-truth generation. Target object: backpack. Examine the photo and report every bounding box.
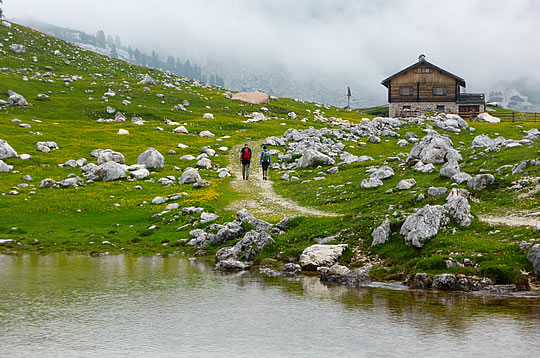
[262,151,270,163]
[242,147,251,159]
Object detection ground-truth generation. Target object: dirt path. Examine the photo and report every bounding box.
[225,141,339,218]
[478,213,540,228]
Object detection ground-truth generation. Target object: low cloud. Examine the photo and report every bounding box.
[5,0,540,105]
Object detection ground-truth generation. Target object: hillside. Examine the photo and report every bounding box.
[0,21,539,290]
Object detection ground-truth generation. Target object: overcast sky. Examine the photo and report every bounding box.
[4,0,540,103]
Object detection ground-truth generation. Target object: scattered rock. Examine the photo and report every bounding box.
[427,187,448,196]
[0,139,18,160]
[432,274,457,291]
[96,149,125,165]
[137,148,165,169]
[408,273,433,289]
[297,149,335,168]
[371,219,391,246]
[318,264,372,285]
[7,91,28,106]
[199,130,215,138]
[474,112,500,123]
[396,178,416,190]
[91,161,126,182]
[200,212,219,224]
[299,244,348,270]
[180,167,201,184]
[400,205,447,248]
[138,74,156,86]
[467,174,495,191]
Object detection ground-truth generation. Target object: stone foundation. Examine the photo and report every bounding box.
[389,102,485,118]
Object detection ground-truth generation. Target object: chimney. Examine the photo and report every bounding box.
[418,54,426,61]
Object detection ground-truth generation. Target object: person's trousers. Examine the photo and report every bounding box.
[242,162,250,179]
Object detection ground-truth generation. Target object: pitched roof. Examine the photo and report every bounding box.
[381,59,466,88]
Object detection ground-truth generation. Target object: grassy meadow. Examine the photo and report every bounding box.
[1,22,539,285]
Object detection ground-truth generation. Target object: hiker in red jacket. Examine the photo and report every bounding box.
[240,143,252,180]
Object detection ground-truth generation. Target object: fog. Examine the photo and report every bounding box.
[4,0,540,106]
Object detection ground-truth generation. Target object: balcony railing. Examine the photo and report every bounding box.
[457,93,485,103]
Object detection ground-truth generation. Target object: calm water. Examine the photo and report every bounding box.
[1,255,539,358]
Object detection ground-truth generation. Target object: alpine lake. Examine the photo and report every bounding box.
[1,254,539,357]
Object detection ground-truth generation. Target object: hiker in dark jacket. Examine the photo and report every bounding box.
[260,145,271,180]
[240,143,252,180]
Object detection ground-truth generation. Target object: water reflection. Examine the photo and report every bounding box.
[1,254,539,357]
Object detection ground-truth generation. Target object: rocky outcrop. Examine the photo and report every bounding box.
[299,244,348,270]
[400,205,448,248]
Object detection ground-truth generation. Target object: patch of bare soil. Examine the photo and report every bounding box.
[478,212,540,228]
[231,92,269,104]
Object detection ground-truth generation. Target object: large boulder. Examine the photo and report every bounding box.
[137,147,164,169]
[7,91,28,106]
[0,139,18,160]
[297,149,335,168]
[299,244,348,270]
[400,205,447,248]
[527,244,540,278]
[467,174,495,191]
[474,112,500,123]
[407,132,461,164]
[472,134,495,148]
[179,167,201,184]
[371,219,391,246]
[97,149,125,165]
[92,161,126,181]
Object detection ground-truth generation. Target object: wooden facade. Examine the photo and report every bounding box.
[382,57,464,103]
[382,55,485,117]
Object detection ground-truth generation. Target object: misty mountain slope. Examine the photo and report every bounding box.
[1,21,539,289]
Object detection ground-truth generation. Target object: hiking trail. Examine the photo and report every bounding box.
[225,141,339,218]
